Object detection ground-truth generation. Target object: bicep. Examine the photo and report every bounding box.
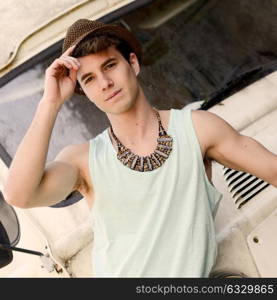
[193,110,277,187]
[30,146,80,208]
[210,134,277,185]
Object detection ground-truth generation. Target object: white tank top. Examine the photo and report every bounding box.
[89,107,222,277]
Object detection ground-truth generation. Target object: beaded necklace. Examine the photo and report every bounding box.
[109,109,173,172]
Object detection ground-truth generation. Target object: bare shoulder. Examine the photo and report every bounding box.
[190,108,214,128]
[190,110,219,157]
[191,109,235,129]
[191,109,218,124]
[54,142,89,165]
[191,109,240,155]
[191,109,238,138]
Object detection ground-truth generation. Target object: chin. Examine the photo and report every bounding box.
[94,88,138,114]
[104,100,136,116]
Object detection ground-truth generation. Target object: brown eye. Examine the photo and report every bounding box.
[85,76,94,84]
[105,63,116,70]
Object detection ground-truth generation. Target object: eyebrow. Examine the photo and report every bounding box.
[80,57,117,83]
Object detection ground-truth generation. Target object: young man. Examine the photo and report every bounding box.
[3,19,277,277]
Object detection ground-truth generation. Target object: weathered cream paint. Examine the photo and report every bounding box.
[0,0,84,68]
[247,208,277,277]
[0,0,135,78]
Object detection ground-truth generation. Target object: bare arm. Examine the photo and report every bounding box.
[192,110,277,188]
[3,46,82,208]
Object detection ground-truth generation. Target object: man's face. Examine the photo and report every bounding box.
[76,46,140,115]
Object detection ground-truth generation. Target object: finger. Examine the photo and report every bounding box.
[68,56,81,67]
[46,58,72,78]
[54,58,73,70]
[63,56,81,70]
[61,45,76,57]
[69,67,78,83]
[56,57,75,69]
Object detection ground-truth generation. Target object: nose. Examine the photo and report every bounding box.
[99,73,114,91]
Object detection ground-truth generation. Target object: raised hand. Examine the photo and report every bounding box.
[42,45,81,105]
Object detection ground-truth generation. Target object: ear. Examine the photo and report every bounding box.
[129,53,140,76]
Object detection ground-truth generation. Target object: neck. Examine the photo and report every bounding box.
[106,89,158,146]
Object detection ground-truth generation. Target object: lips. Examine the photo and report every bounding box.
[105,89,121,101]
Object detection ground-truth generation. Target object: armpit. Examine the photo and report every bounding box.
[204,157,212,183]
[73,171,89,194]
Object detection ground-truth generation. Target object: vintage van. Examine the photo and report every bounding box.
[0,0,277,277]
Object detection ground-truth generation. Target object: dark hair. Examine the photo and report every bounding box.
[72,33,133,94]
